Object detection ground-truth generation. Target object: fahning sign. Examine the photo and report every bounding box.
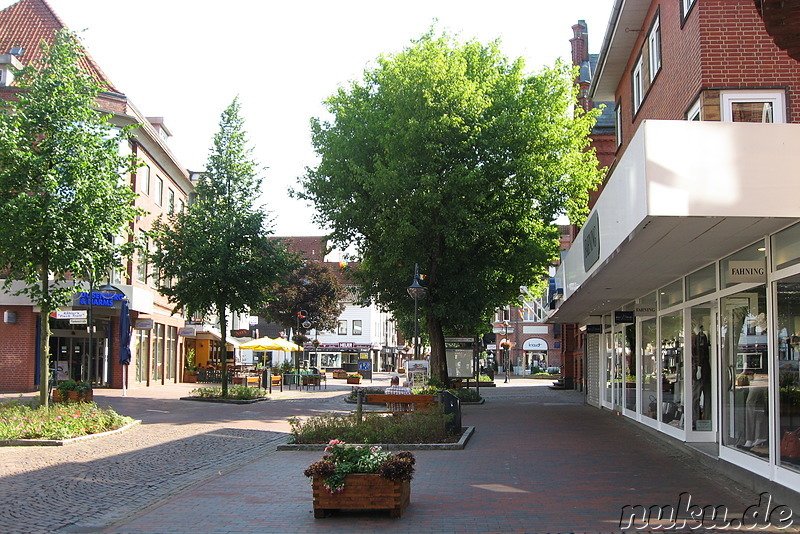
[728,261,765,284]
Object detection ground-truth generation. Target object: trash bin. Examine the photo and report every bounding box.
[438,390,461,435]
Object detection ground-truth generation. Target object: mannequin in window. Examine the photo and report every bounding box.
[691,325,712,427]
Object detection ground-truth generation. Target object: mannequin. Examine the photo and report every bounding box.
[691,325,712,427]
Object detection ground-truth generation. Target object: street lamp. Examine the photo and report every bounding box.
[502,320,510,383]
[296,310,309,368]
[406,263,426,360]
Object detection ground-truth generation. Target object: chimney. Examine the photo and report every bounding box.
[570,20,589,67]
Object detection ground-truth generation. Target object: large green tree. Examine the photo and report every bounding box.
[264,260,346,344]
[0,30,140,405]
[151,97,294,396]
[297,31,603,381]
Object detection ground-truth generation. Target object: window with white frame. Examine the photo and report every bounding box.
[648,15,661,82]
[721,91,786,123]
[615,101,623,147]
[140,165,151,195]
[136,230,148,283]
[687,99,701,121]
[682,0,697,17]
[155,176,164,206]
[632,57,643,112]
[168,188,175,214]
[352,320,362,336]
[338,320,347,335]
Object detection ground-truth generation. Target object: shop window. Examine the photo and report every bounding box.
[640,318,658,421]
[720,241,767,288]
[721,91,786,123]
[775,277,800,472]
[720,286,769,458]
[772,222,800,272]
[352,320,362,336]
[686,263,716,300]
[659,279,683,309]
[338,320,347,335]
[660,312,684,429]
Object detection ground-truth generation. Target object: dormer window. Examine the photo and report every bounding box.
[0,52,22,87]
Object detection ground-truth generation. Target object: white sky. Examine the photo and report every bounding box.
[8,0,614,236]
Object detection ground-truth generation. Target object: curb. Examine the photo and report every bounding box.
[276,425,475,451]
[179,396,270,404]
[0,419,141,447]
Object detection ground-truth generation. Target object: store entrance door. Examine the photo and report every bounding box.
[50,325,109,387]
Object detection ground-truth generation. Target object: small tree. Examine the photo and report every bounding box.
[264,260,346,343]
[0,30,139,405]
[151,97,295,396]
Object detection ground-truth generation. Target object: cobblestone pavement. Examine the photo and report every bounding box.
[0,379,370,534]
[2,377,798,534]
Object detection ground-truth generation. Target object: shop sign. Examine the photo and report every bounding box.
[635,305,657,317]
[583,211,600,271]
[614,311,635,324]
[522,338,549,351]
[728,260,765,284]
[178,326,196,337]
[586,324,603,334]
[230,329,250,337]
[69,318,87,325]
[134,319,153,330]
[56,310,87,320]
[75,291,124,307]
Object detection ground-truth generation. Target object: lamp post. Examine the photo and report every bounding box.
[503,320,510,383]
[296,310,309,368]
[406,264,426,361]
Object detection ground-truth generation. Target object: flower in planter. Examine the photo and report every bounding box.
[347,373,362,379]
[304,439,415,494]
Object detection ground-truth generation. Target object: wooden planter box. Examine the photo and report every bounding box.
[332,370,348,379]
[183,371,198,383]
[54,390,93,403]
[346,377,362,385]
[312,474,410,518]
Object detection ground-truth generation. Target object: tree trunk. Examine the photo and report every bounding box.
[39,263,51,406]
[219,307,228,397]
[427,314,447,383]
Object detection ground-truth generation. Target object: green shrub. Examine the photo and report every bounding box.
[346,387,385,402]
[450,388,482,402]
[190,386,268,400]
[0,400,133,440]
[289,408,457,444]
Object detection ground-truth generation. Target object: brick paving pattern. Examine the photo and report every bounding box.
[1,378,797,533]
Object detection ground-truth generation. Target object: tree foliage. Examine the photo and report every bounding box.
[0,30,140,404]
[151,97,295,395]
[297,31,603,381]
[264,260,346,342]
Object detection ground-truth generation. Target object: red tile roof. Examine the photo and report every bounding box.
[0,0,121,94]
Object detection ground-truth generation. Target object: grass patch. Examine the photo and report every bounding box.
[189,386,268,400]
[289,408,458,444]
[0,399,134,441]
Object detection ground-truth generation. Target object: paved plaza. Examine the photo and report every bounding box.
[1,376,795,533]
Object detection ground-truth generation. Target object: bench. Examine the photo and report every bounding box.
[233,375,260,387]
[364,394,437,413]
[271,375,282,387]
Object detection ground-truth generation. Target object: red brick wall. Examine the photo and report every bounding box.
[615,0,800,157]
[0,307,38,392]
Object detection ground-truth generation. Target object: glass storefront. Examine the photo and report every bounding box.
[640,318,658,420]
[660,312,684,429]
[720,286,769,458]
[775,277,800,473]
[690,306,713,432]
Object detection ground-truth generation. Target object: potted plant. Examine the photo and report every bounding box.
[305,440,415,518]
[346,372,362,385]
[56,379,93,402]
[183,348,198,383]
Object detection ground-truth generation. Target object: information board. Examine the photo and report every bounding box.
[445,348,474,378]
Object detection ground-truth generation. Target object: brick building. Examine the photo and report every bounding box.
[0,0,194,392]
[549,0,800,501]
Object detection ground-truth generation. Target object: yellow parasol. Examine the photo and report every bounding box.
[239,336,303,351]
